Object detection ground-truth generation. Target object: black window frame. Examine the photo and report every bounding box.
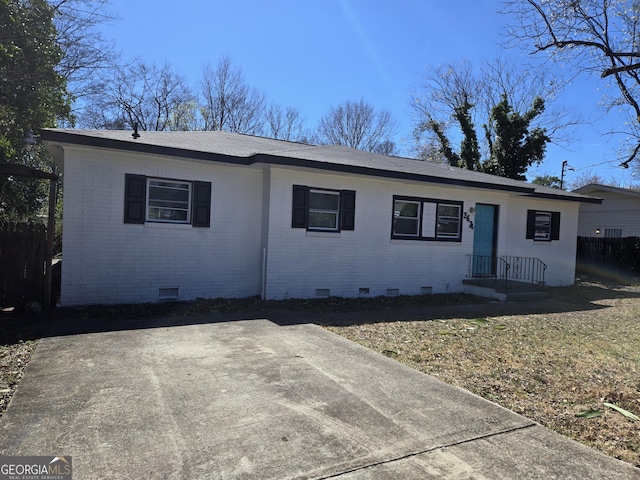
[124,173,211,228]
[291,185,356,232]
[526,210,560,241]
[391,195,463,242]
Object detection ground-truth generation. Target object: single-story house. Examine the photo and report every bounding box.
[42,129,601,306]
[573,183,640,237]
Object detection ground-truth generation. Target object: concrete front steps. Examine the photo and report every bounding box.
[462,278,549,302]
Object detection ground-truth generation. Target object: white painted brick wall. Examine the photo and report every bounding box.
[263,167,579,299]
[503,197,580,286]
[59,145,581,305]
[60,146,263,305]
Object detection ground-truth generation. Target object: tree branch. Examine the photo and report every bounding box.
[602,62,640,78]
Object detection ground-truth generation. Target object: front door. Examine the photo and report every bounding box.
[472,204,498,276]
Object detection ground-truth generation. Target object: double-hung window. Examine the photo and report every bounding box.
[436,203,462,238]
[392,196,463,241]
[393,200,420,236]
[147,179,191,223]
[292,185,356,232]
[124,174,211,227]
[308,189,341,230]
[526,210,560,241]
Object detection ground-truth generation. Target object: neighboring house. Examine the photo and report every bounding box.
[42,129,600,306]
[573,183,640,238]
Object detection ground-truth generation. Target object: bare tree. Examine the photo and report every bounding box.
[264,103,307,141]
[412,58,571,165]
[84,61,196,131]
[316,99,398,153]
[49,0,119,115]
[504,0,640,166]
[567,170,635,190]
[412,61,485,166]
[199,56,265,134]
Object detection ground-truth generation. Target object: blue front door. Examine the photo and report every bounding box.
[472,204,498,276]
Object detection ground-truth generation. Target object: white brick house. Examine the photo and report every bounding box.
[42,129,601,306]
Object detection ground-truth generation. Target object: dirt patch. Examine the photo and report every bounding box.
[0,318,42,416]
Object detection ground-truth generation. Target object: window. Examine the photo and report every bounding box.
[147,179,191,223]
[526,210,560,241]
[392,196,463,241]
[124,174,211,227]
[308,189,340,230]
[292,185,356,231]
[437,204,462,238]
[393,200,420,236]
[533,211,551,240]
[604,228,623,238]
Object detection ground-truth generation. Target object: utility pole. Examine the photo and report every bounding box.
[560,160,574,190]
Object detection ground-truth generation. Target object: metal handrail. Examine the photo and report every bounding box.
[467,255,546,285]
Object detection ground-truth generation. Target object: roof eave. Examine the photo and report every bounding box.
[526,192,602,204]
[40,129,253,167]
[252,153,535,194]
[42,129,598,201]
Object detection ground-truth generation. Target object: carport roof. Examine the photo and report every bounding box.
[41,128,601,204]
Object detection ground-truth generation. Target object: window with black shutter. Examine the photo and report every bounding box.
[526,210,560,241]
[124,174,211,228]
[291,185,356,232]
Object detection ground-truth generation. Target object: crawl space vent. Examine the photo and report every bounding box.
[315,288,331,298]
[386,288,400,297]
[158,287,179,300]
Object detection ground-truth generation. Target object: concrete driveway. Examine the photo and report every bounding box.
[1,315,638,479]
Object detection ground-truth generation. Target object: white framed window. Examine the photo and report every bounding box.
[147,179,192,223]
[437,204,462,238]
[534,212,551,240]
[526,210,560,241]
[291,185,356,232]
[393,200,420,236]
[308,189,340,231]
[392,196,463,241]
[125,174,211,227]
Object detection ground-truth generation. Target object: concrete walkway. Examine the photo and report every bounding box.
[1,315,638,479]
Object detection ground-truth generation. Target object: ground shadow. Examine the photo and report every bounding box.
[3,278,636,344]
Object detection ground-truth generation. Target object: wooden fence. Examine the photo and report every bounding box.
[0,221,46,308]
[576,236,640,277]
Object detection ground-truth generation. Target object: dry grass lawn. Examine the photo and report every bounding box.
[326,281,640,467]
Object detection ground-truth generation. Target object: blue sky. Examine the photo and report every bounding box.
[97,0,636,187]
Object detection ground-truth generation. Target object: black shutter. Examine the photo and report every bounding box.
[525,210,536,239]
[340,190,356,231]
[124,174,146,224]
[292,185,309,228]
[192,181,212,228]
[551,212,561,240]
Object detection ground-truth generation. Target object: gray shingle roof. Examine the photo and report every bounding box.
[41,129,600,203]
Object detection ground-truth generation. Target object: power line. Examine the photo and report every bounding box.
[573,160,620,171]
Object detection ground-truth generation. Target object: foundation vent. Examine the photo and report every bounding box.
[158,287,179,300]
[315,288,331,298]
[386,288,400,297]
[421,286,433,295]
[359,288,370,295]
